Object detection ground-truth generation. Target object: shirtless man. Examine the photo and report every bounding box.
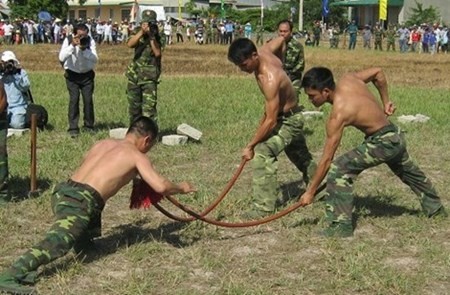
[0,116,195,295]
[228,37,316,218]
[298,67,446,237]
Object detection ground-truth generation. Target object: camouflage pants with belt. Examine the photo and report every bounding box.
[127,80,158,125]
[0,112,8,202]
[252,113,316,212]
[5,180,105,283]
[325,123,444,228]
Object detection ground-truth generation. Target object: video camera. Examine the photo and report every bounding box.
[78,35,91,50]
[0,60,20,75]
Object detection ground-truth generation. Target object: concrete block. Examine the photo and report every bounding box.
[302,111,324,120]
[397,114,430,124]
[177,123,202,141]
[109,128,128,139]
[162,135,188,146]
[7,128,30,138]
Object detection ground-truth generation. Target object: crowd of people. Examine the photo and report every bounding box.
[320,21,449,54]
[0,10,447,295]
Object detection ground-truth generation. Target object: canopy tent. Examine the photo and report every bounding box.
[331,0,404,6]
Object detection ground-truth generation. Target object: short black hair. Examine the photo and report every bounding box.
[74,23,89,34]
[127,116,159,139]
[277,19,293,31]
[228,38,257,65]
[301,67,336,91]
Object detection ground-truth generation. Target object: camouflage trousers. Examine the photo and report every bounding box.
[325,123,444,228]
[374,39,383,50]
[127,79,158,125]
[386,40,396,51]
[0,112,8,202]
[251,112,316,212]
[5,180,105,283]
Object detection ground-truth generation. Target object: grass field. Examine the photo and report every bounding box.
[0,42,449,295]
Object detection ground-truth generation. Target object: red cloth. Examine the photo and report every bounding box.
[130,179,164,209]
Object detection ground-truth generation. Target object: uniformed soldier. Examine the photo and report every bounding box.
[125,10,162,126]
[386,24,396,51]
[374,22,385,50]
[277,19,305,101]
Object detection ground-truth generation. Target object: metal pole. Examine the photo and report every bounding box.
[299,0,303,32]
[30,114,37,192]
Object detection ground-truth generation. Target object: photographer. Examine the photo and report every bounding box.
[0,51,30,129]
[126,10,161,125]
[59,23,98,138]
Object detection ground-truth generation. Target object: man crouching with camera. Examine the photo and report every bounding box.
[0,51,31,129]
[59,23,98,138]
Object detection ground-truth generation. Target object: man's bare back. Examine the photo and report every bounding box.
[71,139,141,201]
[330,72,391,135]
[71,117,195,202]
[256,41,298,114]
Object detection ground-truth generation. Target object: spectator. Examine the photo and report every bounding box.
[244,22,252,39]
[362,24,372,49]
[59,23,98,138]
[346,20,358,50]
[0,51,30,129]
[163,21,172,45]
[176,22,184,43]
[0,75,7,204]
[125,10,162,125]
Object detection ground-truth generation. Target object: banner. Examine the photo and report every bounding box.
[379,0,387,20]
[130,0,139,23]
[322,0,329,18]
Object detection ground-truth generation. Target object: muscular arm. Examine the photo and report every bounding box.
[243,75,280,160]
[263,36,286,60]
[135,153,195,195]
[353,67,395,115]
[299,112,344,206]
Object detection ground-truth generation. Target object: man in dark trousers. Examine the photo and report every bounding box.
[59,23,98,138]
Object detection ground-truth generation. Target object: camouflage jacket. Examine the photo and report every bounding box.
[283,37,305,81]
[386,29,396,41]
[374,28,384,40]
[125,26,162,83]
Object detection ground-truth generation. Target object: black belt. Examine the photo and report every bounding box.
[279,105,304,118]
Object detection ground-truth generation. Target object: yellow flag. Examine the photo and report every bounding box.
[379,0,387,20]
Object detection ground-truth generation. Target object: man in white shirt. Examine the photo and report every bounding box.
[3,21,13,45]
[59,23,98,137]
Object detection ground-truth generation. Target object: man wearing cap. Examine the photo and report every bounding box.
[125,10,162,125]
[0,51,31,129]
[59,23,98,138]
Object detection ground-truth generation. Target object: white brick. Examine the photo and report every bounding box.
[177,123,202,141]
[109,128,128,139]
[397,114,430,123]
[7,128,30,138]
[162,135,188,146]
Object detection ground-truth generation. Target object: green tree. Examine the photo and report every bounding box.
[405,1,441,26]
[184,0,202,18]
[9,0,87,20]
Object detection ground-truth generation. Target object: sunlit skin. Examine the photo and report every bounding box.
[298,68,396,207]
[231,37,297,161]
[71,131,196,202]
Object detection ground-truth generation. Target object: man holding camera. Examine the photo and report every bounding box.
[0,51,30,129]
[59,23,98,138]
[126,10,162,125]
